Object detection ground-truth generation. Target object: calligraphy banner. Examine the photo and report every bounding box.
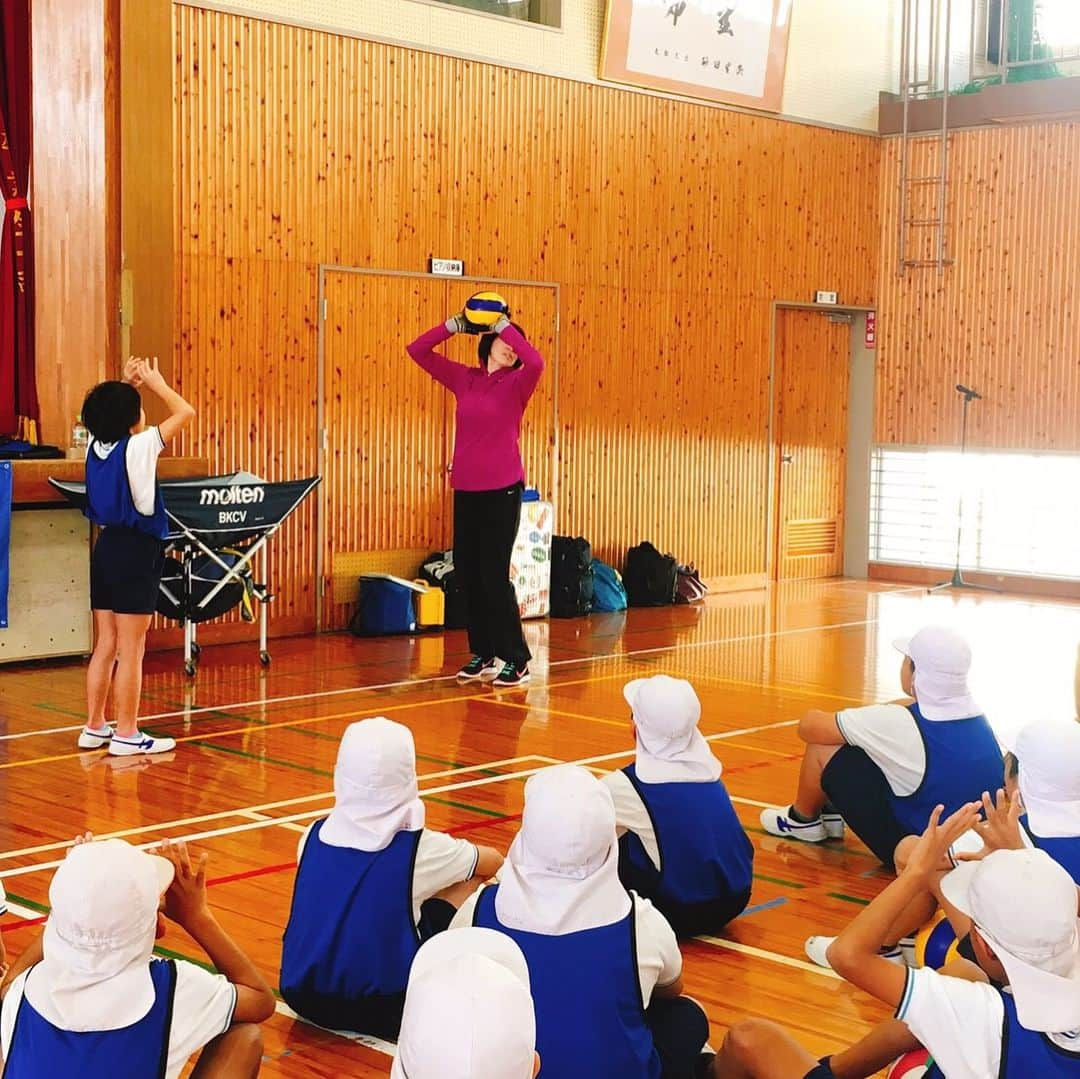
[600,0,793,112]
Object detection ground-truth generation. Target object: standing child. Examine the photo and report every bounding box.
[760,626,1003,865]
[455,765,712,1079]
[77,356,195,756]
[280,718,504,1038]
[391,927,539,1079]
[604,675,753,937]
[0,837,275,1078]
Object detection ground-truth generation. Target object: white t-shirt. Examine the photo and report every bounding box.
[836,703,927,796]
[0,878,6,916]
[1,958,237,1079]
[450,889,682,1004]
[898,966,1080,1079]
[602,769,661,869]
[297,825,479,922]
[89,427,165,517]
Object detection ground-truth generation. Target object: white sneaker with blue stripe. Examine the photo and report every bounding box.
[109,731,177,756]
[77,725,114,750]
[759,805,827,843]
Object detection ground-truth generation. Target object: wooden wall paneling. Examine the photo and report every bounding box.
[772,310,850,580]
[173,8,881,625]
[31,0,121,447]
[877,122,1080,452]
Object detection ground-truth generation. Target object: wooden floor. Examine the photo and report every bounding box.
[2,579,1079,1076]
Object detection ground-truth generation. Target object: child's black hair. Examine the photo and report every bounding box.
[81,381,142,443]
[478,322,527,370]
[1005,751,1019,781]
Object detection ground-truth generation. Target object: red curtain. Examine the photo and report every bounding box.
[0,0,36,440]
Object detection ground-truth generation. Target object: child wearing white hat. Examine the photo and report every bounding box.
[453,765,712,1078]
[0,837,275,1079]
[280,717,504,1038]
[603,675,753,937]
[391,928,539,1079]
[707,808,1080,1078]
[760,626,1002,867]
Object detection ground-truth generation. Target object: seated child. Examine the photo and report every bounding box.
[391,927,539,1079]
[760,625,1002,865]
[707,810,1080,1078]
[604,675,753,937]
[0,836,274,1079]
[454,765,711,1079]
[280,717,503,1038]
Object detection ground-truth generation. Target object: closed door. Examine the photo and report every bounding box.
[772,310,851,580]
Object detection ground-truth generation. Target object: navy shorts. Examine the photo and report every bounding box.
[90,526,166,615]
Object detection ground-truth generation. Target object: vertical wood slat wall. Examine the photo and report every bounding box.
[173,6,881,634]
[876,122,1080,451]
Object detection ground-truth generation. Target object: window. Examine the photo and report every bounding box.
[869,446,1080,579]
[428,0,560,28]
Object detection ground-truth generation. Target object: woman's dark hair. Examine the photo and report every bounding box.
[81,381,142,443]
[478,322,527,369]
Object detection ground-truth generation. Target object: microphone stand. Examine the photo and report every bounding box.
[930,384,1000,593]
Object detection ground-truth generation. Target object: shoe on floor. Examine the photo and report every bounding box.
[77,725,114,750]
[457,655,499,681]
[109,732,177,756]
[759,805,827,843]
[492,662,530,688]
[822,811,846,840]
[805,935,905,970]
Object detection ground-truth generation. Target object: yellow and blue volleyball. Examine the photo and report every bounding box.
[913,911,961,970]
[463,291,508,329]
[887,1049,933,1077]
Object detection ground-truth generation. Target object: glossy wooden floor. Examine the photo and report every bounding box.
[3,580,1079,1076]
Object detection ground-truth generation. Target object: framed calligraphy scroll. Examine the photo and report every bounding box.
[600,0,793,112]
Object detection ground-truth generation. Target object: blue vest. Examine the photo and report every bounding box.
[85,435,168,539]
[280,821,422,1024]
[4,959,176,1079]
[998,989,1080,1077]
[619,764,753,905]
[473,885,661,1079]
[1022,817,1080,885]
[889,703,1003,834]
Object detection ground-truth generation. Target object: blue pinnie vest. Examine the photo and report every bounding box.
[888,703,1003,834]
[85,435,168,539]
[996,991,1080,1077]
[473,885,661,1079]
[619,764,754,906]
[280,821,422,1023]
[4,959,176,1079]
[1021,816,1080,885]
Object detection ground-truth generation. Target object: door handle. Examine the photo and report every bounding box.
[781,454,794,464]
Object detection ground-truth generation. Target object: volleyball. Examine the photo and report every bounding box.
[463,291,509,329]
[887,1049,933,1077]
[913,911,961,969]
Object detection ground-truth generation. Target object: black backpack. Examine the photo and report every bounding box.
[419,550,469,630]
[550,536,594,618]
[624,542,678,607]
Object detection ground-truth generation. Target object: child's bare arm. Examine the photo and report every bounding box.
[473,845,504,880]
[129,356,196,445]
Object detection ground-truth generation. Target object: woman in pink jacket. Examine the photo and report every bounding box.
[407,300,545,688]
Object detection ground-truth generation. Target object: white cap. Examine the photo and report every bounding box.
[40,839,174,1029]
[941,848,1080,1032]
[892,625,980,721]
[622,676,721,783]
[1013,719,1080,838]
[391,928,536,1079]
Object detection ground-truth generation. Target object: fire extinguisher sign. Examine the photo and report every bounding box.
[865,311,877,349]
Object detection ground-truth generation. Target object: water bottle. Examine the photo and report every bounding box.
[70,416,89,458]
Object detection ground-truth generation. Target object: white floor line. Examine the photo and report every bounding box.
[4,900,42,920]
[0,755,549,863]
[273,1000,398,1057]
[0,721,800,880]
[2,615,885,743]
[695,936,841,980]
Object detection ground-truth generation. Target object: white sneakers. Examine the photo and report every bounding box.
[78,725,176,756]
[805,935,907,970]
[759,805,846,844]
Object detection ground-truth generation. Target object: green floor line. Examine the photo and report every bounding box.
[745,825,879,860]
[752,873,807,890]
[34,703,87,720]
[424,795,510,819]
[187,740,335,779]
[5,891,48,914]
[827,892,871,907]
